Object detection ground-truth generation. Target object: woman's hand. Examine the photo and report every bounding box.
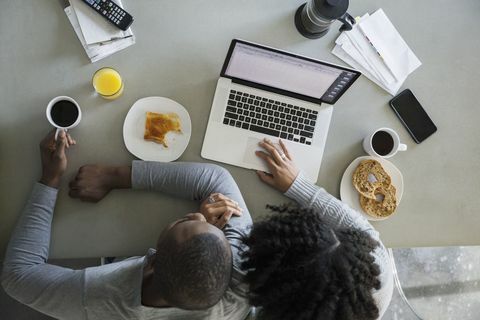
[39,129,76,188]
[255,138,299,193]
[200,193,243,229]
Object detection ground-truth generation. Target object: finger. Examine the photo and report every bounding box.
[40,129,57,148]
[210,193,240,206]
[54,130,68,157]
[69,189,99,203]
[65,134,74,148]
[205,193,219,204]
[255,150,278,173]
[260,139,284,164]
[207,205,242,217]
[68,188,80,198]
[69,180,77,189]
[256,170,276,187]
[279,139,292,161]
[208,199,242,211]
[215,210,234,229]
[66,134,76,146]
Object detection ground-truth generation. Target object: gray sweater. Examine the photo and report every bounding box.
[2,161,392,319]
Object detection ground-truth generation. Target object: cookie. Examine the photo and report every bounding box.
[352,160,391,199]
[360,184,397,218]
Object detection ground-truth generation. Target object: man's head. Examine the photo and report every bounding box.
[153,213,232,310]
[242,204,381,320]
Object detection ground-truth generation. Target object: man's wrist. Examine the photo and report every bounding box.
[108,166,132,189]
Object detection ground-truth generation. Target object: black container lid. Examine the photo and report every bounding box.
[311,0,349,19]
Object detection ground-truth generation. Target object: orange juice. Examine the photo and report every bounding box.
[92,67,124,100]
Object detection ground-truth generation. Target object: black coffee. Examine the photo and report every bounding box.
[50,100,79,127]
[372,131,394,156]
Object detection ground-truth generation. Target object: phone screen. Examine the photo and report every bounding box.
[389,89,437,143]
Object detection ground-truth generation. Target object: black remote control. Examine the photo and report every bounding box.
[81,0,133,31]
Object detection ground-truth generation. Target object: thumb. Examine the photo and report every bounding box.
[55,130,67,157]
[256,170,275,187]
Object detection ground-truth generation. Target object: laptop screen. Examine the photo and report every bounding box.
[221,40,360,104]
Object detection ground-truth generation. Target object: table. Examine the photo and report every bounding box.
[1,0,479,259]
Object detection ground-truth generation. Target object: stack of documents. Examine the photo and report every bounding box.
[65,0,135,63]
[332,9,421,95]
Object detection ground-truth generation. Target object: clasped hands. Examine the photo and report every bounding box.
[40,129,299,229]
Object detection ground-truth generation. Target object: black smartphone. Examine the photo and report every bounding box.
[389,89,437,143]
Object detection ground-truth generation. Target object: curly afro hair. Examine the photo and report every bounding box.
[241,204,381,320]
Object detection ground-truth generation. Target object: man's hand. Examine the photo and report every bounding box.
[69,165,131,202]
[39,129,76,189]
[255,138,300,193]
[200,193,243,229]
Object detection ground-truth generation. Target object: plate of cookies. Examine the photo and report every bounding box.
[123,97,192,162]
[340,156,403,221]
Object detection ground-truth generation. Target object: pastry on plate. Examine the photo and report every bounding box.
[359,184,397,218]
[144,112,182,147]
[352,159,391,199]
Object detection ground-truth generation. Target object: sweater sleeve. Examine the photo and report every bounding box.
[1,183,86,320]
[285,172,380,237]
[284,172,394,318]
[130,161,252,230]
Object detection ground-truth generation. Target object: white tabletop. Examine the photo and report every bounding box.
[1,0,479,258]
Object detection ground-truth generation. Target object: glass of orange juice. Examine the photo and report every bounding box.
[92,67,124,100]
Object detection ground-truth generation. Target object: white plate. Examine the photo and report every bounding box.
[340,156,404,221]
[123,97,192,162]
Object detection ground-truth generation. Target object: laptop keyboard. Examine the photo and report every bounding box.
[222,90,318,145]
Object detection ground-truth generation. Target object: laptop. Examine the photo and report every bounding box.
[201,39,361,181]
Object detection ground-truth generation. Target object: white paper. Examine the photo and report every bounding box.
[331,9,421,96]
[70,0,132,45]
[65,6,135,63]
[332,45,401,95]
[358,9,421,80]
[335,15,385,83]
[343,18,396,85]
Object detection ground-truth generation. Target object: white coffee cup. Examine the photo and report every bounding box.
[46,96,82,139]
[363,127,407,158]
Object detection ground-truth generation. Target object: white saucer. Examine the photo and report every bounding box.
[123,97,192,162]
[340,156,404,221]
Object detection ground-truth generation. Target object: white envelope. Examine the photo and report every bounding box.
[343,17,396,85]
[332,45,403,96]
[358,9,422,80]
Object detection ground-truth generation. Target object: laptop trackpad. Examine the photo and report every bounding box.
[242,137,282,172]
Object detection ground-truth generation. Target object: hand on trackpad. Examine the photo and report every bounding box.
[242,137,281,172]
[244,137,301,192]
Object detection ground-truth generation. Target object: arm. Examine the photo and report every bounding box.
[70,161,252,230]
[285,172,379,235]
[1,130,85,320]
[131,160,252,231]
[255,138,378,235]
[69,161,252,297]
[132,161,243,201]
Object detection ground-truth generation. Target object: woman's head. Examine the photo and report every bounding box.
[242,204,381,320]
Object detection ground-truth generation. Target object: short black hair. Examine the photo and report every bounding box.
[154,232,232,310]
[242,204,381,320]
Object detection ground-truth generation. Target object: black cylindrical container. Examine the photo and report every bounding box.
[295,0,355,39]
